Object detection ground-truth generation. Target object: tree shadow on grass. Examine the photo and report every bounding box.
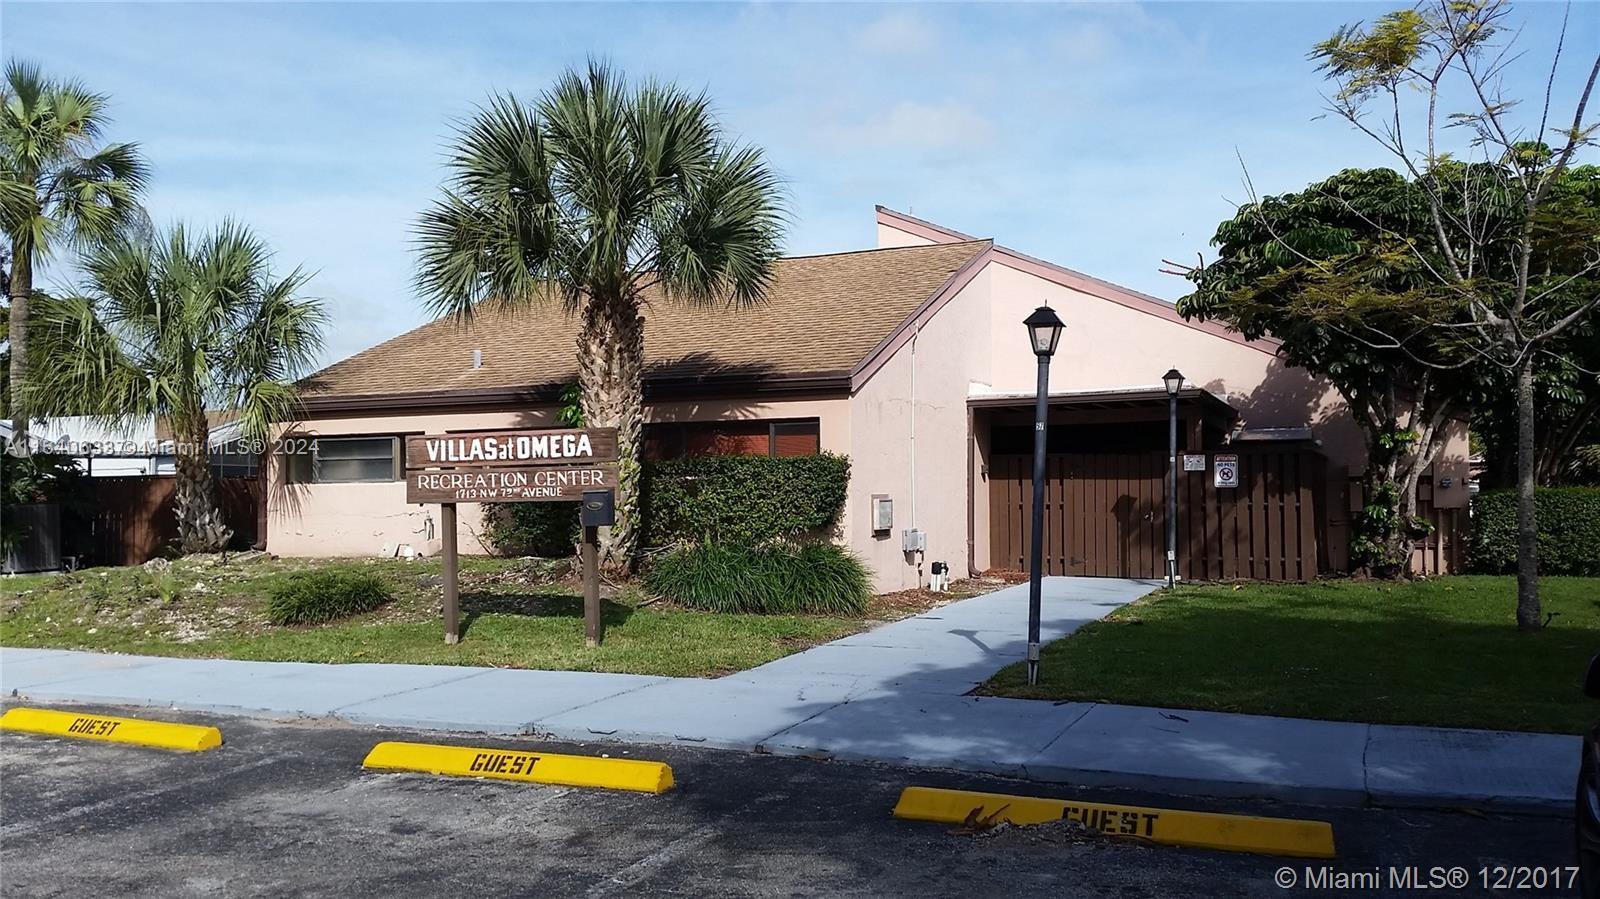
[458,590,634,638]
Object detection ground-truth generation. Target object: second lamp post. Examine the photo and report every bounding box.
[1163,368,1184,589]
[1023,305,1064,686]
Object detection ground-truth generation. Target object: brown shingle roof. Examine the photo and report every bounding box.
[301,239,990,400]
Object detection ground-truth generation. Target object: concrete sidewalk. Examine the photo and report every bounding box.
[1,577,1578,812]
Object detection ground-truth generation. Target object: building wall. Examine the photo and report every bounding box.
[845,247,1471,584]
[267,408,565,558]
[876,222,937,249]
[973,258,1470,515]
[847,267,993,592]
[267,396,851,559]
[273,213,1471,582]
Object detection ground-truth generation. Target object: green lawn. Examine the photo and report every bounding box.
[981,576,1600,734]
[0,556,863,678]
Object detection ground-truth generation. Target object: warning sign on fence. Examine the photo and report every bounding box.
[1214,454,1238,488]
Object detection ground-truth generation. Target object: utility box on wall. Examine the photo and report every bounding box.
[902,528,926,553]
[871,494,893,535]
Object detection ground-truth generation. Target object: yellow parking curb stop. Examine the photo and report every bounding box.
[893,786,1335,858]
[362,741,674,794]
[0,707,222,752]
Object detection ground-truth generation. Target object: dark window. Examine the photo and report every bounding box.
[209,441,259,478]
[645,419,820,461]
[286,436,399,483]
[772,421,820,457]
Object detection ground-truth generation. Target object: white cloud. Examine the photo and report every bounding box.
[819,101,998,153]
[855,11,939,55]
[1053,23,1114,64]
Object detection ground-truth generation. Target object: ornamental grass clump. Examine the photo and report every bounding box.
[266,569,392,626]
[644,542,869,615]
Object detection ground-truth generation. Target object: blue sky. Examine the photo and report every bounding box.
[8,1,1597,369]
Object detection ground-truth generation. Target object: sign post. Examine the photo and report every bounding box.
[579,489,615,646]
[441,502,459,644]
[406,428,619,645]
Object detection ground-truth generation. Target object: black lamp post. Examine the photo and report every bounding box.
[1023,305,1064,686]
[1162,368,1184,588]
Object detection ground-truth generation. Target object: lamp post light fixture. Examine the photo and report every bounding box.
[1162,368,1184,589]
[1023,305,1065,687]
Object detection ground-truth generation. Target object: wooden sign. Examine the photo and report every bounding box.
[405,427,618,470]
[406,463,617,504]
[408,427,620,649]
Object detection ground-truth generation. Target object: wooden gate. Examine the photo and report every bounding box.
[81,476,262,567]
[989,450,1326,581]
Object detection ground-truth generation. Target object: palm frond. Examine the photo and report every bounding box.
[29,220,325,437]
[656,144,786,306]
[414,62,787,316]
[415,91,565,318]
[24,293,151,431]
[0,60,148,260]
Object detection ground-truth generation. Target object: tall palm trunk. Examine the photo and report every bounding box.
[577,291,645,572]
[1515,355,1540,629]
[173,418,232,554]
[8,239,30,452]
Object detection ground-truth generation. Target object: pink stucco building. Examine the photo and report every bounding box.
[268,207,1470,590]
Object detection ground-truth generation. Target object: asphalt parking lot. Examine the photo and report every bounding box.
[0,704,1577,897]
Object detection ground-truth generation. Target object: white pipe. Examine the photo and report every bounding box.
[910,324,923,588]
[910,325,917,532]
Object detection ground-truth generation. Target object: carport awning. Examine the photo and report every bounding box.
[967,384,1237,422]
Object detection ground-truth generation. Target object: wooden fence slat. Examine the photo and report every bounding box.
[78,475,261,567]
[988,450,1332,582]
[1294,455,1314,580]
[1051,454,1065,575]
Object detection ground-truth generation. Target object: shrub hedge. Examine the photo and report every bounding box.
[1468,488,1600,576]
[483,453,852,557]
[643,542,869,615]
[266,569,393,626]
[482,502,580,558]
[641,453,850,546]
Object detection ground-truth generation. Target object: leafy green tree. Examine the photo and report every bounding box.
[1,60,148,448]
[1179,168,1481,576]
[27,223,326,553]
[1310,0,1599,628]
[412,62,785,571]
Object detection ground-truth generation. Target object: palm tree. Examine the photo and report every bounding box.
[414,63,785,570]
[28,222,326,553]
[1,60,149,448]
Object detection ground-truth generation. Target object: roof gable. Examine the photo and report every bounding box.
[873,207,1279,356]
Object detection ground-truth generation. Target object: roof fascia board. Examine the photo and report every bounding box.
[296,372,851,418]
[874,206,977,243]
